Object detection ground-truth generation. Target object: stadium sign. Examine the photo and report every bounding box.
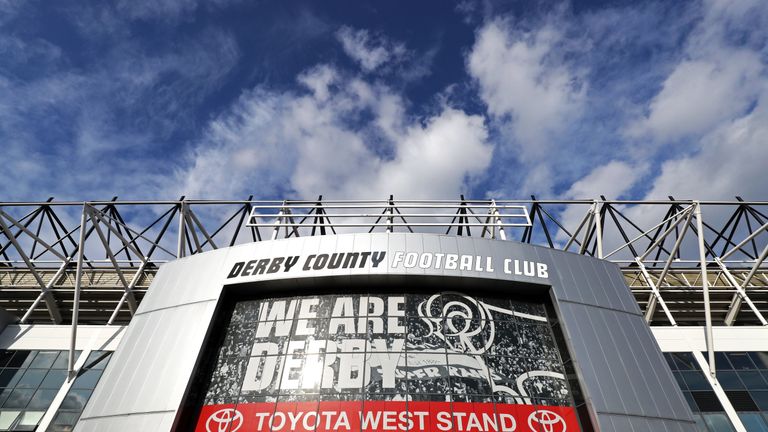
[196,402,574,432]
[193,292,579,432]
[226,250,549,280]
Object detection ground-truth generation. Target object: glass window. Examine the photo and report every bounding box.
[739,371,768,390]
[40,370,67,390]
[17,353,36,370]
[702,413,735,432]
[59,389,91,411]
[738,413,768,432]
[0,390,11,407]
[673,371,689,390]
[715,352,733,370]
[727,353,755,370]
[5,352,31,369]
[750,353,768,369]
[0,349,109,431]
[2,390,33,409]
[751,390,768,410]
[27,389,57,410]
[51,351,80,371]
[683,391,700,412]
[724,390,758,411]
[0,411,20,430]
[14,410,44,431]
[15,370,45,389]
[0,371,22,389]
[29,352,58,370]
[691,391,724,412]
[0,352,15,369]
[681,371,711,391]
[46,426,74,432]
[50,352,69,371]
[717,371,745,390]
[664,353,678,371]
[51,411,78,426]
[82,352,110,370]
[72,369,102,390]
[671,352,698,370]
[692,414,710,432]
[47,351,111,432]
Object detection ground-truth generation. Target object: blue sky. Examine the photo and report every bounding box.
[1,0,766,202]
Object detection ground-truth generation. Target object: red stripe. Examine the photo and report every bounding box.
[194,401,580,432]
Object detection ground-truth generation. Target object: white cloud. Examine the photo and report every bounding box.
[0,0,24,25]
[117,0,197,20]
[467,19,586,157]
[297,65,337,102]
[628,54,762,142]
[628,0,766,142]
[562,161,646,201]
[173,65,492,199]
[2,0,763,211]
[336,26,407,73]
[0,29,240,200]
[626,0,768,202]
[643,91,768,201]
[557,161,647,240]
[347,107,491,198]
[114,0,241,21]
[614,0,768,238]
[0,36,62,67]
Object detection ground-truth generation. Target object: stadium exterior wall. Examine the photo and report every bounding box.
[72,233,696,432]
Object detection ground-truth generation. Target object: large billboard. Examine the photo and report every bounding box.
[193,292,582,432]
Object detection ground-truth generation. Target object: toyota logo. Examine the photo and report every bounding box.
[206,408,243,432]
[528,409,566,432]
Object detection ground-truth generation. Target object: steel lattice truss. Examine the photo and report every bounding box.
[0,197,765,326]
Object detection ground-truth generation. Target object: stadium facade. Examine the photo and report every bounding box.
[0,198,765,432]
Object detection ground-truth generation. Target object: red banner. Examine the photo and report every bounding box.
[195,401,580,432]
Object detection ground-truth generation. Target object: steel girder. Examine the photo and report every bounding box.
[0,197,764,326]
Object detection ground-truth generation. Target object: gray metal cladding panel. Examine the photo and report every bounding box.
[601,414,632,432]
[584,258,629,312]
[556,300,694,422]
[76,411,175,432]
[78,300,218,422]
[557,301,626,413]
[600,413,697,432]
[136,249,230,314]
[544,248,639,315]
[77,233,695,432]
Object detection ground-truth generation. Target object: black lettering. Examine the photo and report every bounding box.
[359,251,372,267]
[267,257,284,273]
[313,254,329,270]
[253,259,270,275]
[242,260,257,276]
[342,253,359,269]
[371,251,386,268]
[303,255,316,270]
[227,262,244,278]
[327,253,344,269]
[284,256,300,272]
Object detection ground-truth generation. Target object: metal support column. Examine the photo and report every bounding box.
[594,200,603,259]
[722,242,768,326]
[491,199,506,240]
[177,201,186,258]
[695,202,716,376]
[692,351,747,432]
[0,210,63,323]
[20,258,71,324]
[69,204,88,378]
